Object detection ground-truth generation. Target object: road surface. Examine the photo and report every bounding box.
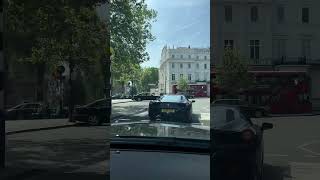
[252,115,320,180]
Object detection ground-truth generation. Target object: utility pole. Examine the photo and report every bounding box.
[68,59,75,122]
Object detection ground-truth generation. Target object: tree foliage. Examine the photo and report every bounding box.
[177,77,189,93]
[6,0,108,101]
[215,49,254,97]
[110,0,157,80]
[138,67,158,92]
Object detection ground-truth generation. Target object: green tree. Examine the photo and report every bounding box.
[177,77,189,94]
[215,48,254,98]
[139,67,159,92]
[110,0,157,81]
[7,0,108,119]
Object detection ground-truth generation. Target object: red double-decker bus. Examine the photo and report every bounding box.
[212,71,312,114]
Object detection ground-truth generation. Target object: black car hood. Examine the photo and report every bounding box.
[111,122,210,140]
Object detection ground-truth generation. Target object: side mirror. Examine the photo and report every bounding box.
[192,100,195,103]
[262,123,273,130]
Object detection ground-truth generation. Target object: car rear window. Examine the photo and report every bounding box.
[161,95,183,102]
[211,105,251,131]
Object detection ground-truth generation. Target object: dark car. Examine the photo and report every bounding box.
[132,92,159,101]
[148,95,195,122]
[6,103,42,120]
[73,98,110,126]
[211,104,273,180]
[213,99,269,118]
[112,94,122,99]
[111,121,210,180]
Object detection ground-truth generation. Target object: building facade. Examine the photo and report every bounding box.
[159,46,210,96]
[212,0,320,110]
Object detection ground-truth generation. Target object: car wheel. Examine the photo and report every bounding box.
[88,115,100,126]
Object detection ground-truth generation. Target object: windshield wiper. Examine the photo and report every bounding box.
[111,136,210,154]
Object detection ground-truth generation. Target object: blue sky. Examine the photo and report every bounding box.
[142,0,210,68]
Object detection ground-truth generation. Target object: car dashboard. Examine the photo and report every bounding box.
[110,149,210,180]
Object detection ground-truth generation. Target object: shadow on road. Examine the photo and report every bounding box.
[6,138,109,176]
[263,163,292,180]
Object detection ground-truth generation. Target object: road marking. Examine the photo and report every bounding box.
[298,140,320,156]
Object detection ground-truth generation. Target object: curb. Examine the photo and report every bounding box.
[6,123,76,135]
[112,100,133,105]
[6,108,148,135]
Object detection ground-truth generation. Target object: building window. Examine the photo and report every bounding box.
[172,74,175,81]
[180,74,183,79]
[277,6,285,23]
[188,74,192,81]
[302,8,309,23]
[250,40,260,60]
[172,54,175,58]
[272,39,286,59]
[180,55,183,59]
[301,39,311,59]
[196,56,199,59]
[204,56,207,60]
[224,5,232,22]
[180,63,183,68]
[204,64,207,69]
[188,55,191,59]
[172,63,175,68]
[224,40,234,49]
[251,6,258,22]
[188,63,191,68]
[196,63,199,69]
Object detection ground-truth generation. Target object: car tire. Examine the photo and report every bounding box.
[88,115,101,126]
[148,110,157,121]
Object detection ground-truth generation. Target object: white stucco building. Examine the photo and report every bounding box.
[212,0,320,110]
[159,46,210,96]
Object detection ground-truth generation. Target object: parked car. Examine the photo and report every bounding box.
[213,99,269,118]
[72,98,110,126]
[6,102,42,120]
[133,92,159,101]
[148,94,195,122]
[211,104,273,180]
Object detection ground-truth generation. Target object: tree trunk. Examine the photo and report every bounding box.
[36,63,45,102]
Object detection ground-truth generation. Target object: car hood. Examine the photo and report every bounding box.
[111,122,210,140]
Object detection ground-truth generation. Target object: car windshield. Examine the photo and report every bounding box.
[110,0,210,143]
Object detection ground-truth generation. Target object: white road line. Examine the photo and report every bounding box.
[298,140,320,156]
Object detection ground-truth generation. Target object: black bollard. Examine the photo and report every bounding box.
[0,109,5,168]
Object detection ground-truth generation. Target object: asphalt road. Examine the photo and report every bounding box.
[5,125,109,180]
[112,97,210,126]
[252,115,320,180]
